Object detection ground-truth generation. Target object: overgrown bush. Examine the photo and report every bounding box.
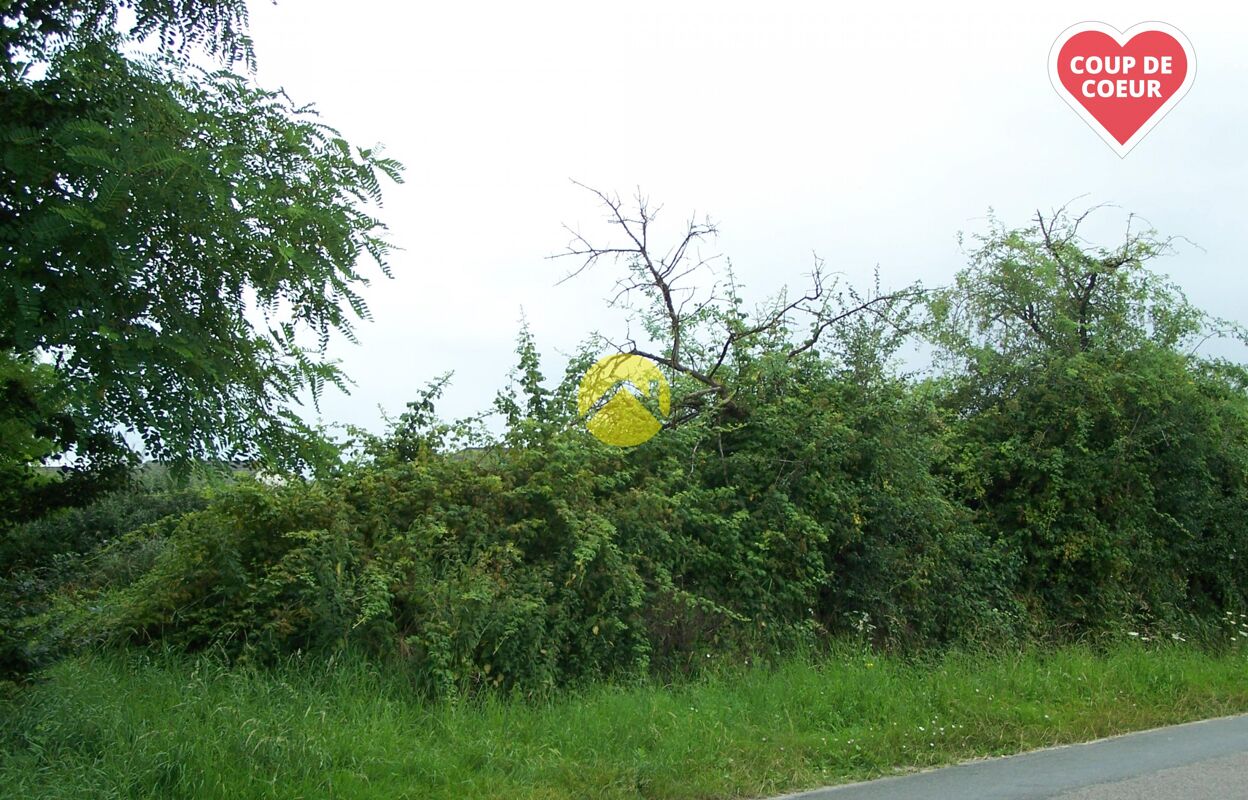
[53,325,1023,696]
[0,485,207,677]
[928,211,1248,635]
[5,206,1246,697]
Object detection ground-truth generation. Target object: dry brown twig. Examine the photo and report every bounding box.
[552,182,918,417]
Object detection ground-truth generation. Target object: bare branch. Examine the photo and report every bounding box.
[556,184,918,421]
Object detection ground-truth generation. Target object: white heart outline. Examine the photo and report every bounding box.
[1048,21,1197,158]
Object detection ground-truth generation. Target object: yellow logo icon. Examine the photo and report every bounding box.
[577,354,670,447]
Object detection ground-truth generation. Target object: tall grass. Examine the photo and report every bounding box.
[2,643,1247,799]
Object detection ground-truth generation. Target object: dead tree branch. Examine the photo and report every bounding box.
[553,183,919,419]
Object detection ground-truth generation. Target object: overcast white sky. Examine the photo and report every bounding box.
[242,1,1248,431]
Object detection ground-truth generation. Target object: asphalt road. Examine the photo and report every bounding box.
[773,714,1248,800]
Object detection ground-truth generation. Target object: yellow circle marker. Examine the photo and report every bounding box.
[577,353,670,447]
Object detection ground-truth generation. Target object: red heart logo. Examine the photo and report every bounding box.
[1048,22,1196,156]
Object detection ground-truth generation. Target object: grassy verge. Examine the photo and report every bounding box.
[2,643,1247,799]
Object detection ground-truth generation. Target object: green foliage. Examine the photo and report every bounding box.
[4,205,1245,702]
[1,482,206,574]
[1,1,403,495]
[62,459,652,696]
[928,210,1248,634]
[0,484,207,677]
[3,644,1248,800]
[0,349,140,526]
[1,0,254,70]
[45,303,1018,695]
[494,316,555,446]
[0,353,64,522]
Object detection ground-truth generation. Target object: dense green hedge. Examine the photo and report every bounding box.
[34,368,1016,697]
[3,213,1246,695]
[0,486,206,677]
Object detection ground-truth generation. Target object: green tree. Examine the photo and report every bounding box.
[494,314,555,447]
[928,208,1248,632]
[1,1,402,514]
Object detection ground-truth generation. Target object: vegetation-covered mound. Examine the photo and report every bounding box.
[4,208,1246,697]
